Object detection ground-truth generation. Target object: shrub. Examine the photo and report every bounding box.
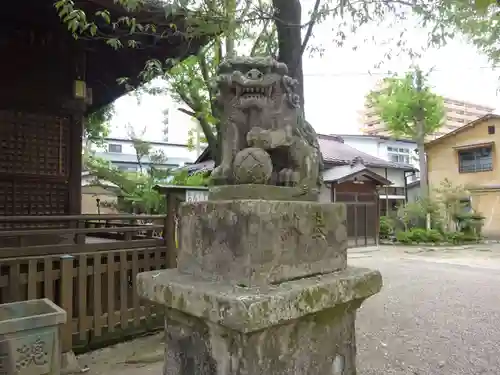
[379,216,395,239]
[407,228,428,243]
[454,213,485,238]
[395,227,483,245]
[444,231,465,244]
[425,229,444,243]
[395,231,412,244]
[395,228,444,244]
[462,233,481,243]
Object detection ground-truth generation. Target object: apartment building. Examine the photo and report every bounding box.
[360,94,494,139]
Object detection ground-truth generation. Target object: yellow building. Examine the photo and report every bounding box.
[426,113,500,237]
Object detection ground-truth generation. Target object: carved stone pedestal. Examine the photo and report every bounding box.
[137,192,382,375]
[138,267,381,375]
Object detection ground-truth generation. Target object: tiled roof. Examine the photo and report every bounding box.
[187,134,417,173]
[318,135,416,171]
[322,162,392,185]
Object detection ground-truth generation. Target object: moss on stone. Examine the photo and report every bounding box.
[137,267,382,333]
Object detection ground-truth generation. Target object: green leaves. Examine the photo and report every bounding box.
[474,0,499,12]
[366,69,445,140]
[85,104,114,145]
[106,38,123,49]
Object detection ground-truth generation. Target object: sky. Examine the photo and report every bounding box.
[109,1,500,143]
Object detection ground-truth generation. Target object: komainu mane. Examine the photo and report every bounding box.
[211,56,323,194]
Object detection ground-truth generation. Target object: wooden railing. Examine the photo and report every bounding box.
[0,215,169,352]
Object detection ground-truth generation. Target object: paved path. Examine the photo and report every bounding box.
[80,247,500,375]
[352,251,500,375]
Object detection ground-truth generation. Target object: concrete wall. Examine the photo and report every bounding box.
[81,186,119,214]
[407,184,421,203]
[470,191,500,238]
[341,137,383,158]
[369,167,406,188]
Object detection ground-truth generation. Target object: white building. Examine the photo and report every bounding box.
[89,137,204,172]
[318,134,418,215]
[109,90,202,146]
[338,134,420,183]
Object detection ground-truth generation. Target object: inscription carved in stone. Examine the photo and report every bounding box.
[0,333,53,375]
[15,338,48,371]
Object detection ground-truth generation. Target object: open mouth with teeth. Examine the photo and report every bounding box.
[232,84,275,100]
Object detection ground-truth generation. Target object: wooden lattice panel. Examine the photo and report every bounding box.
[0,180,69,222]
[14,181,68,216]
[0,110,69,176]
[0,180,14,216]
[0,180,68,228]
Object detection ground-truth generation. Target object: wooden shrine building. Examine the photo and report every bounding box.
[0,0,207,220]
[0,0,212,354]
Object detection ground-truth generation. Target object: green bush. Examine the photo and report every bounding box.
[395,227,483,245]
[395,231,412,244]
[407,228,428,243]
[463,232,481,243]
[425,229,444,243]
[379,216,395,238]
[444,231,465,244]
[454,213,485,238]
[395,228,444,244]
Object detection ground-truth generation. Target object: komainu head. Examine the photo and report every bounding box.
[216,56,300,110]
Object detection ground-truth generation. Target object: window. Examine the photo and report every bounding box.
[378,187,406,196]
[488,125,495,135]
[458,147,493,173]
[388,146,410,164]
[108,143,122,153]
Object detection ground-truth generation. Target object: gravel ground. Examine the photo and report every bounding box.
[352,253,500,375]
[80,248,500,375]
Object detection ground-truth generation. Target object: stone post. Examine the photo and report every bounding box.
[137,56,381,374]
[137,185,382,375]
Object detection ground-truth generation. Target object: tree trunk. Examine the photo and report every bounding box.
[417,139,428,198]
[272,0,304,108]
[225,0,236,57]
[414,68,428,200]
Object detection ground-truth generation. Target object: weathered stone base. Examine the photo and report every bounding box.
[178,199,348,286]
[137,266,382,374]
[209,184,318,202]
[164,302,359,375]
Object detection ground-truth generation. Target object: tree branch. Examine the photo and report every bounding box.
[250,18,272,56]
[197,54,215,102]
[177,109,217,158]
[294,0,322,72]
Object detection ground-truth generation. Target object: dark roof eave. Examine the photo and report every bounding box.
[323,160,417,172]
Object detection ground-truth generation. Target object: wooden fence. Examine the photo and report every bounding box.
[0,214,170,353]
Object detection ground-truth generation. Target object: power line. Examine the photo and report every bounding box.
[303,65,500,78]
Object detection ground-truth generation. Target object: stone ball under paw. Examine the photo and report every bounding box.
[233,147,273,184]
